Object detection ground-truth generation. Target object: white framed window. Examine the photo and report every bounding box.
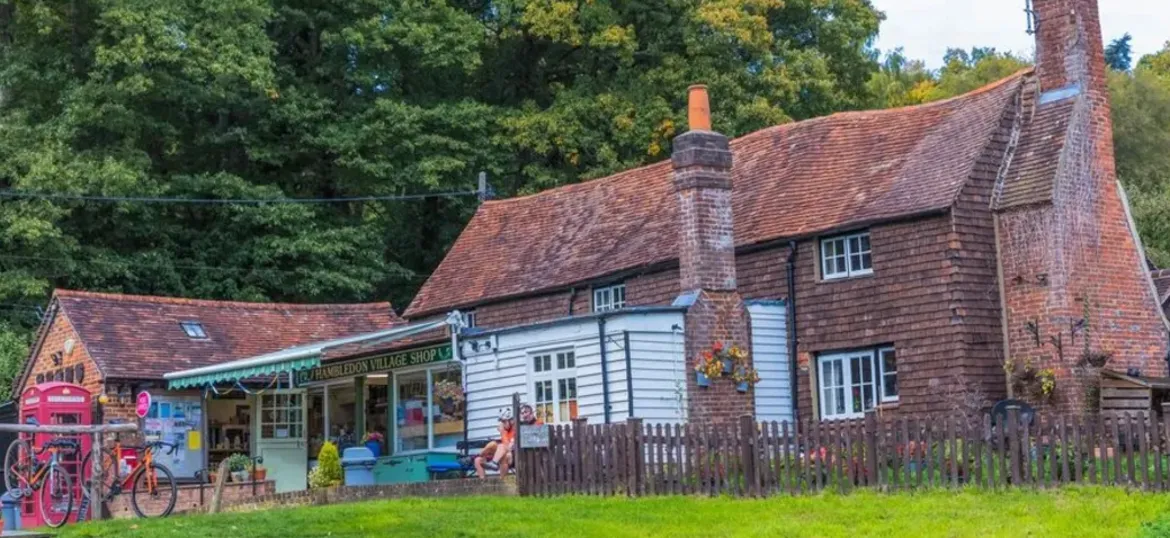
[179,321,208,339]
[461,310,476,328]
[820,231,872,279]
[817,346,897,419]
[529,350,578,423]
[593,284,626,312]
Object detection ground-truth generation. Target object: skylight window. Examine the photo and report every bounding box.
[180,321,208,339]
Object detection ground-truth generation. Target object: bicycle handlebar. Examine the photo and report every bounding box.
[146,441,178,455]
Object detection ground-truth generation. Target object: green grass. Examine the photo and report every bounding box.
[56,488,1170,538]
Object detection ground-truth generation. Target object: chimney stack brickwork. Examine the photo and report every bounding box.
[672,87,754,425]
[997,0,1168,412]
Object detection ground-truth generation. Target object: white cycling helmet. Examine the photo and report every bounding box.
[498,407,514,421]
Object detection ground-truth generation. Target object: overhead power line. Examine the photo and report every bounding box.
[0,189,481,205]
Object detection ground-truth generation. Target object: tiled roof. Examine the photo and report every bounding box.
[52,290,401,380]
[993,80,1073,210]
[1152,269,1170,306]
[405,71,1032,317]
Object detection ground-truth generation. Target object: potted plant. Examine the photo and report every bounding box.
[732,365,761,393]
[694,348,722,388]
[363,431,385,456]
[252,464,267,482]
[226,453,251,482]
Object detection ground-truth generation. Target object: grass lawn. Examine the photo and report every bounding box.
[55,487,1170,538]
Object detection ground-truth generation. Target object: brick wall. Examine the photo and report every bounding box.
[219,477,516,513]
[106,480,276,518]
[23,311,102,396]
[997,0,1168,412]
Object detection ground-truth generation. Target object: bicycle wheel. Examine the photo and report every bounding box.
[38,465,73,528]
[79,448,119,500]
[130,463,177,518]
[4,439,34,493]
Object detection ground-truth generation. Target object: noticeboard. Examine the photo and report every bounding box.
[519,424,549,448]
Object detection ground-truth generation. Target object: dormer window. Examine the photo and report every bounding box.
[593,284,626,312]
[179,321,208,339]
[821,231,872,280]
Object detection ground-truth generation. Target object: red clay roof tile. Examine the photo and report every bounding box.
[405,72,1032,317]
[53,289,401,380]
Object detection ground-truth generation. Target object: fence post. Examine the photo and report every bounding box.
[627,417,643,497]
[738,415,757,497]
[89,431,104,520]
[865,411,878,489]
[512,393,522,494]
[1007,405,1021,487]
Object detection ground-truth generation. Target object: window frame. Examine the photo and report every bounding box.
[592,284,627,313]
[461,310,477,329]
[179,321,208,339]
[390,362,466,455]
[527,349,578,424]
[817,346,897,420]
[820,231,873,280]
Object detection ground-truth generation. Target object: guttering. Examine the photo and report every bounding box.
[473,306,687,339]
[163,317,451,381]
[623,330,634,418]
[786,240,799,423]
[598,317,611,424]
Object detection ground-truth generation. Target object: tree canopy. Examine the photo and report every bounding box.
[1105,33,1134,71]
[0,0,885,398]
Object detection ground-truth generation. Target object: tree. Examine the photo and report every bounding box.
[1112,45,1170,266]
[1105,33,1134,71]
[0,0,885,390]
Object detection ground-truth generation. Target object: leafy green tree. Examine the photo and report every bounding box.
[1105,34,1134,71]
[0,0,886,392]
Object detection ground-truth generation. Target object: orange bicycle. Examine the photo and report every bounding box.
[3,437,80,528]
[81,439,178,518]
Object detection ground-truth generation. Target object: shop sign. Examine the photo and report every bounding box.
[294,345,453,385]
[136,391,152,418]
[520,425,549,448]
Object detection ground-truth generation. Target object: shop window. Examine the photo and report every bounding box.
[396,373,429,452]
[393,365,466,453]
[530,350,578,424]
[260,393,304,439]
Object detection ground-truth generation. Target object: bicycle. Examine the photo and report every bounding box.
[3,436,80,528]
[81,439,178,518]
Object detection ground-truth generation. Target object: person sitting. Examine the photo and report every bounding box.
[475,408,516,479]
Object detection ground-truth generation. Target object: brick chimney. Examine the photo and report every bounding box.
[995,0,1169,413]
[672,85,753,425]
[1032,0,1108,95]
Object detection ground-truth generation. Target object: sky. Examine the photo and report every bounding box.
[871,0,1170,68]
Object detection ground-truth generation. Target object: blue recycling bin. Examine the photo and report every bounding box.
[2,489,23,531]
[341,447,377,486]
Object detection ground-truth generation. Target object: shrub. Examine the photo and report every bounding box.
[225,453,251,473]
[309,441,342,488]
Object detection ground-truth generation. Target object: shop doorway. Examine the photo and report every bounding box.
[254,390,307,492]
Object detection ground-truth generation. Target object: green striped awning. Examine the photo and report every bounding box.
[167,357,320,389]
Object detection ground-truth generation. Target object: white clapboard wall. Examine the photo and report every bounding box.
[462,310,687,442]
[747,301,793,424]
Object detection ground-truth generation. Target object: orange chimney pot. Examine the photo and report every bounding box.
[687,85,711,131]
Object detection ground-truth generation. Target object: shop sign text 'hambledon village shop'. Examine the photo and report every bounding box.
[294,345,452,385]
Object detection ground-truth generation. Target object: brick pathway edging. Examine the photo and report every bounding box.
[215,477,517,513]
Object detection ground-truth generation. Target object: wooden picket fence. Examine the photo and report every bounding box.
[517,407,1170,497]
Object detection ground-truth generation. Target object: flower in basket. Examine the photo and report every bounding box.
[433,379,465,403]
[363,431,385,444]
[695,349,723,379]
[731,366,761,386]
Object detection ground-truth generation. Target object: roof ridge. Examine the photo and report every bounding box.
[478,69,1036,209]
[52,289,393,311]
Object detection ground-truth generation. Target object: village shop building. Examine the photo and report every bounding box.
[14,290,403,494]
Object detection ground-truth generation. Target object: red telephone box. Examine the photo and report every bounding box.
[18,382,92,527]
